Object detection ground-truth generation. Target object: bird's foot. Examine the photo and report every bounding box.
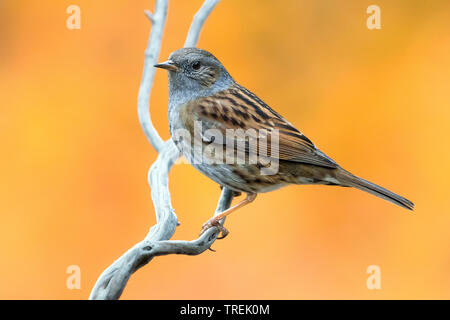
[200,217,229,239]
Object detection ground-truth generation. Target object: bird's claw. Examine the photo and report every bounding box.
[200,218,229,239]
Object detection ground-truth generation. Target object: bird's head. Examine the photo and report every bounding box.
[154,48,233,100]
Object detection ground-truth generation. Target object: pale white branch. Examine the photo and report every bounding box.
[138,0,168,152]
[184,0,220,47]
[144,10,155,24]
[90,0,229,300]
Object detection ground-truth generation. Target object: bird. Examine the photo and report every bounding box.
[154,47,414,238]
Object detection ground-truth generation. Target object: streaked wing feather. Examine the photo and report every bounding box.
[182,84,338,168]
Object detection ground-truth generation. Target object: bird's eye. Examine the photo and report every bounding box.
[192,61,201,70]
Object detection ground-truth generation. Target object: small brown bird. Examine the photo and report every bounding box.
[155,48,414,237]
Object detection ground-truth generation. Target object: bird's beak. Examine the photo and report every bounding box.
[154,60,179,72]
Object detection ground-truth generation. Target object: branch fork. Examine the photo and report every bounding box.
[90,0,227,300]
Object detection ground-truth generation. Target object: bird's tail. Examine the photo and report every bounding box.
[336,168,414,211]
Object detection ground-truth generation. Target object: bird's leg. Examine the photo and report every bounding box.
[200,193,257,238]
[219,185,241,197]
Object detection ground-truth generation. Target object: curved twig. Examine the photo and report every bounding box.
[89,0,230,300]
[137,0,168,152]
[184,0,220,47]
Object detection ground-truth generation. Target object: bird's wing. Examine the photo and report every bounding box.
[180,85,338,168]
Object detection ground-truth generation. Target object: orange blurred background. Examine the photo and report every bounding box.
[0,0,449,299]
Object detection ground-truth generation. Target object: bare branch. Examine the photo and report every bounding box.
[138,0,168,152]
[144,10,155,24]
[184,0,220,47]
[90,0,229,300]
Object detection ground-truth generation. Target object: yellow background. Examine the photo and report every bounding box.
[1,0,449,299]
